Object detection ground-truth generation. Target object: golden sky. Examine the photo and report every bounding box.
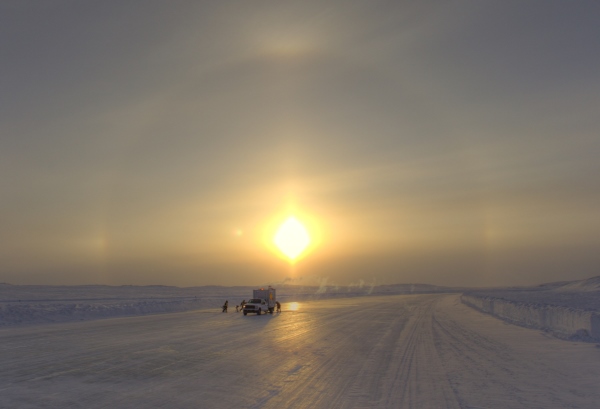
[1,1,599,287]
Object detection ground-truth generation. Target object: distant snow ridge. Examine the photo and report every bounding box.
[0,283,461,327]
[0,284,261,326]
[554,275,600,292]
[461,276,600,342]
[0,299,211,326]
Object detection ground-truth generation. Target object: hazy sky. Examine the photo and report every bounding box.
[2,1,599,287]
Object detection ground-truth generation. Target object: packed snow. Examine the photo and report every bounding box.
[462,276,600,341]
[1,278,600,408]
[1,293,599,408]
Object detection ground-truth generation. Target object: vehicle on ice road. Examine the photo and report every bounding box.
[243,287,276,315]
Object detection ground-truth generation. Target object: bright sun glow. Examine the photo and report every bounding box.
[273,217,311,261]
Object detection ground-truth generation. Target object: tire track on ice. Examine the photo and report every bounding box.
[341,295,461,409]
[432,295,600,409]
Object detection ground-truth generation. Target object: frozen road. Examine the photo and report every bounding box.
[1,294,599,408]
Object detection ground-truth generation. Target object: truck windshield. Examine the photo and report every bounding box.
[249,299,262,304]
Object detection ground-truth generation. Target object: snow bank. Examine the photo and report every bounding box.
[0,284,256,326]
[461,294,600,341]
[0,298,215,326]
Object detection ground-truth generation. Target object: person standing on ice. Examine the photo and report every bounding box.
[276,301,281,313]
[222,300,228,313]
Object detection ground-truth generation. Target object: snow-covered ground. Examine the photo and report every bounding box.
[462,276,600,341]
[1,293,599,408]
[0,284,249,326]
[0,283,459,327]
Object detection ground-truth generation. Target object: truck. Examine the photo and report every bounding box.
[243,287,276,315]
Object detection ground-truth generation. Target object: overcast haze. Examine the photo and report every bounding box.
[1,1,599,287]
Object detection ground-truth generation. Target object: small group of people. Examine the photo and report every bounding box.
[235,300,247,312]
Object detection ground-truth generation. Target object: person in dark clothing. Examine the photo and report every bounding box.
[276,301,281,313]
[222,300,228,313]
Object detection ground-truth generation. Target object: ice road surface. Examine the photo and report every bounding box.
[1,294,599,409]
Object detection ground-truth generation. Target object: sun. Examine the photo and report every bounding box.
[273,217,311,261]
